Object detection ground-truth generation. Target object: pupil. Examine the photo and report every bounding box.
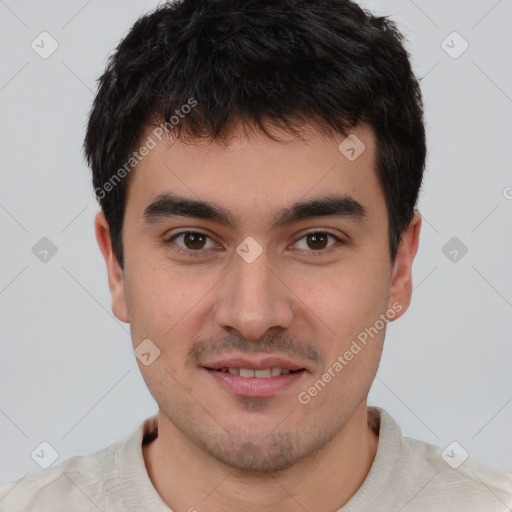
[185,233,205,250]
[308,233,327,250]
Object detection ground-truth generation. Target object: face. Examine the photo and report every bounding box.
[96,121,420,472]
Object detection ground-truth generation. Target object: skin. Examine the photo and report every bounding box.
[95,120,421,512]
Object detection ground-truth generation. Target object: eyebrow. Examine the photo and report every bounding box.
[143,192,368,229]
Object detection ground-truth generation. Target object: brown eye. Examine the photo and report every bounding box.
[293,231,341,254]
[306,233,329,250]
[182,233,207,250]
[164,231,217,254]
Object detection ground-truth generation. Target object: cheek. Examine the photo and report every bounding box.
[305,258,389,324]
[124,260,221,355]
[294,258,390,369]
[124,264,187,340]
[305,277,388,406]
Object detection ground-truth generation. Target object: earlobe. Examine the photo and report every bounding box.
[94,211,129,323]
[387,211,422,321]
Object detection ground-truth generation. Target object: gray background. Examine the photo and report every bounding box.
[0,0,511,486]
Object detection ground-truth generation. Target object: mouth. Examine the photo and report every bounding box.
[206,367,304,377]
[201,356,309,397]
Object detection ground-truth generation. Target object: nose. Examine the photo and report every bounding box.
[214,247,295,340]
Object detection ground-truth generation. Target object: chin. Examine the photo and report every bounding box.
[194,424,320,474]
[209,440,300,473]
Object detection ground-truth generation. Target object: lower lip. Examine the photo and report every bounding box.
[204,368,306,397]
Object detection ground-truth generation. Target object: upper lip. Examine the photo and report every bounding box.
[201,355,307,372]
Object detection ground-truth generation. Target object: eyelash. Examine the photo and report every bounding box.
[163,230,345,257]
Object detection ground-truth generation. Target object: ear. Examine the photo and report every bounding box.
[94,211,129,323]
[387,211,422,321]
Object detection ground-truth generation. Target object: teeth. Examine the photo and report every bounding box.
[216,367,299,378]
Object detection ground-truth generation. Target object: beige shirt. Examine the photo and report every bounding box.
[1,407,511,511]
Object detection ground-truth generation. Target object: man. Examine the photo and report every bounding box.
[1,0,511,510]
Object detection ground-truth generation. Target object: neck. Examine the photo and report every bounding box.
[143,402,379,512]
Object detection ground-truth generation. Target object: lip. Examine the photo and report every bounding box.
[204,367,307,397]
[201,356,306,372]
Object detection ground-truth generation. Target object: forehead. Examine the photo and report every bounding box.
[124,121,385,229]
